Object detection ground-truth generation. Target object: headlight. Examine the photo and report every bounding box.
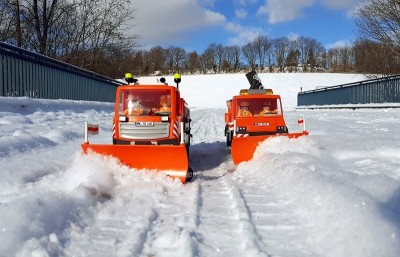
[119,116,128,122]
[276,126,287,133]
[237,126,247,133]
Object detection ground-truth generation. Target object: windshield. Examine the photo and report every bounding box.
[236,98,282,117]
[119,89,172,116]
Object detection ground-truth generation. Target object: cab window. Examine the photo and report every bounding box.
[119,89,172,115]
[236,98,281,116]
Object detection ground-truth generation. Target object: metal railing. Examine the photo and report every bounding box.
[0,42,121,102]
[297,75,400,106]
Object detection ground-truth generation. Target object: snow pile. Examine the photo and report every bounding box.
[235,136,400,256]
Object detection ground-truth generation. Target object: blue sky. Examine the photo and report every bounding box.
[131,0,360,53]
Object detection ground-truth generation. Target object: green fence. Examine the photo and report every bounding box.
[298,75,400,106]
[0,42,121,102]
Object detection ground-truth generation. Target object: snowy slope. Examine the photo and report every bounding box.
[0,73,400,257]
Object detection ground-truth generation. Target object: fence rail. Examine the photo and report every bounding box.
[297,75,400,106]
[0,42,121,102]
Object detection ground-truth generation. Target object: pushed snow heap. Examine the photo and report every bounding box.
[225,70,309,164]
[82,73,193,183]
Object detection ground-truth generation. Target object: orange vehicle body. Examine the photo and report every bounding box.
[225,89,308,164]
[82,81,192,183]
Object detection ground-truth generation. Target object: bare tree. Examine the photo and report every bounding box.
[202,45,216,73]
[0,0,27,46]
[271,37,290,72]
[69,0,136,70]
[253,35,271,70]
[172,47,187,72]
[30,0,60,54]
[0,1,11,41]
[296,36,309,67]
[207,43,225,73]
[187,51,201,74]
[285,49,299,72]
[355,0,400,56]
[224,45,241,72]
[131,50,144,75]
[0,0,137,76]
[242,42,257,70]
[198,54,207,74]
[143,46,165,74]
[354,39,400,75]
[164,46,186,73]
[295,36,324,72]
[2,0,76,56]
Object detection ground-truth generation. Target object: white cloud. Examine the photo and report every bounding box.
[287,32,300,41]
[224,22,267,46]
[130,0,268,51]
[321,0,358,9]
[200,0,217,8]
[325,39,353,49]
[234,0,246,5]
[131,0,225,47]
[235,8,247,18]
[257,0,315,24]
[321,0,359,17]
[234,0,259,5]
[256,0,359,24]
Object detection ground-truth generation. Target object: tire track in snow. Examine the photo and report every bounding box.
[65,183,201,257]
[196,174,316,256]
[65,200,158,256]
[196,176,269,257]
[237,182,319,257]
[190,107,319,256]
[190,108,225,144]
[136,182,200,257]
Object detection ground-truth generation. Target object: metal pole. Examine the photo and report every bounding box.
[84,121,88,143]
[180,122,184,144]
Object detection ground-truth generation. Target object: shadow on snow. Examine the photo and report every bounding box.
[379,186,400,244]
[189,141,231,173]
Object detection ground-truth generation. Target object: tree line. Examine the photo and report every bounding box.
[129,36,400,77]
[0,0,399,77]
[0,0,137,77]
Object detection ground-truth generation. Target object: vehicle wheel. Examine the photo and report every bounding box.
[186,144,190,158]
[186,167,194,182]
[226,132,232,147]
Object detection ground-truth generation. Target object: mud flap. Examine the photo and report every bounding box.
[231,131,309,165]
[81,143,189,183]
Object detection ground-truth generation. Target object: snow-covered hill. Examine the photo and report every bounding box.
[1,73,400,257]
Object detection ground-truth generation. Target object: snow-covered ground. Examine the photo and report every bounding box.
[1,73,400,257]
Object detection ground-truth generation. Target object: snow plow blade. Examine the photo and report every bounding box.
[81,143,190,183]
[231,131,309,165]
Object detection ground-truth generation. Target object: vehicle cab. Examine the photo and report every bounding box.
[113,85,190,147]
[225,88,289,146]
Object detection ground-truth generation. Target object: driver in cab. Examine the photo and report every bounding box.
[259,104,277,115]
[150,95,171,114]
[123,95,143,115]
[238,101,253,116]
[158,95,171,112]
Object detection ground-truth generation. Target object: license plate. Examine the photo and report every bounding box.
[254,122,269,126]
[135,122,154,127]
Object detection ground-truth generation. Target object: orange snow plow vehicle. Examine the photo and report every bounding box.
[225,71,309,164]
[82,73,193,183]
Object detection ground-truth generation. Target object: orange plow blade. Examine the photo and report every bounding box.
[231,131,309,165]
[81,143,189,183]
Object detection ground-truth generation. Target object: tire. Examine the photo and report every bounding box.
[186,144,190,158]
[186,167,194,182]
[226,131,232,147]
